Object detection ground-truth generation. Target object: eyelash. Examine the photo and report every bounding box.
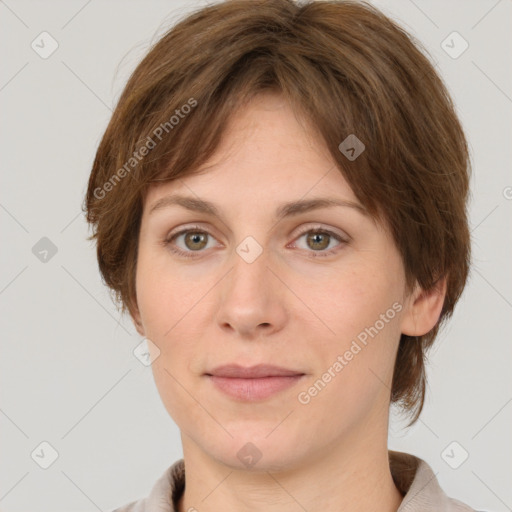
[163,225,349,260]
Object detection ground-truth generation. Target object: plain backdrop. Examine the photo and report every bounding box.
[0,0,511,511]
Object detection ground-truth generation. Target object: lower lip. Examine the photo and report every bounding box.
[207,375,305,401]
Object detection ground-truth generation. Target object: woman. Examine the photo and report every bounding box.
[85,0,478,510]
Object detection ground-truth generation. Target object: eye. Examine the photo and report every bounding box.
[163,225,349,259]
[164,225,219,259]
[291,227,348,258]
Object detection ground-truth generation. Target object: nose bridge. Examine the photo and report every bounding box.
[228,235,273,301]
[215,234,286,335]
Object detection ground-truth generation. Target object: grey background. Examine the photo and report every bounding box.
[0,0,511,510]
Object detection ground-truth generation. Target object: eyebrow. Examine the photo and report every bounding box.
[148,194,368,220]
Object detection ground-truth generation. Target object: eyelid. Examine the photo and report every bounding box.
[166,222,350,241]
[290,223,351,243]
[164,222,350,258]
[287,225,349,258]
[166,222,219,238]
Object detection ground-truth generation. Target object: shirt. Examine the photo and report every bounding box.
[112,450,478,512]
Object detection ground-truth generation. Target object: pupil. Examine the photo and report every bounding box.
[186,232,206,250]
[309,233,328,250]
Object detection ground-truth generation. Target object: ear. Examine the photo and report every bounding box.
[128,299,146,337]
[400,277,447,336]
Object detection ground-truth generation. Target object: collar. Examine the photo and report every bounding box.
[118,450,475,512]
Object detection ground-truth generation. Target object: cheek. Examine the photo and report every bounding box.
[135,234,220,327]
[135,249,211,376]
[135,244,186,335]
[296,264,403,405]
[316,296,402,383]
[294,261,402,343]
[297,310,402,438]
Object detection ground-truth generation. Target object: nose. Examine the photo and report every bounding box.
[215,242,288,339]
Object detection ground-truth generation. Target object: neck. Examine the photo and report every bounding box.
[177,417,403,512]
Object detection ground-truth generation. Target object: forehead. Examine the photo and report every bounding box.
[144,92,357,208]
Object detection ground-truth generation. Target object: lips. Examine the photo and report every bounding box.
[205,364,304,378]
[204,364,306,401]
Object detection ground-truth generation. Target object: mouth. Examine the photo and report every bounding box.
[205,363,304,379]
[204,364,306,401]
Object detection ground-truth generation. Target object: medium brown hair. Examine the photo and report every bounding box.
[84,0,471,424]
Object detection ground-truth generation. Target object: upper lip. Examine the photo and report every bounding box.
[205,364,305,378]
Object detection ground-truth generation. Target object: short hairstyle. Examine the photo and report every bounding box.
[84,0,471,425]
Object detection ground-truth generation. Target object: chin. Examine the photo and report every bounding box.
[204,432,304,473]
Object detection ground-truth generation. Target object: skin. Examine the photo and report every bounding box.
[131,91,446,512]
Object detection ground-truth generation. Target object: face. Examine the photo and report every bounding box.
[133,92,431,472]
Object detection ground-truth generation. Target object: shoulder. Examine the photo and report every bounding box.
[111,498,143,512]
[389,450,480,512]
[110,459,184,512]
